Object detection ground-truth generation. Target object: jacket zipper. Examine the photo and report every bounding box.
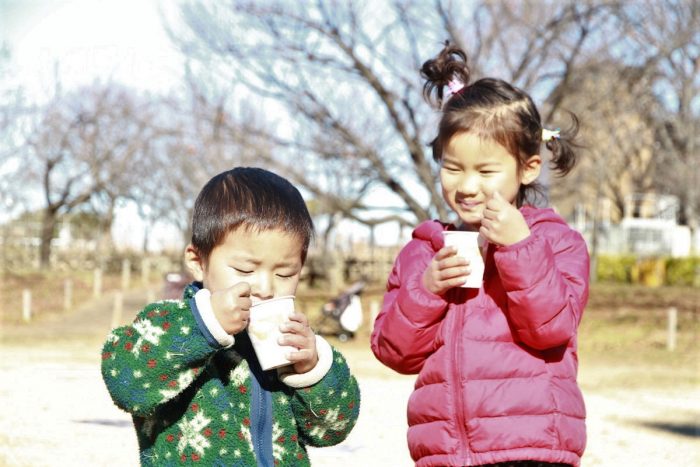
[250,370,273,466]
[255,386,265,462]
[451,300,472,465]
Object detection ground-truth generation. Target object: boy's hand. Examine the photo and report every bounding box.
[278,312,318,374]
[479,191,530,246]
[210,283,252,335]
[422,246,470,295]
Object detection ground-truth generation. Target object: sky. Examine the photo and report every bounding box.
[1,0,186,250]
[0,0,408,250]
[1,0,183,99]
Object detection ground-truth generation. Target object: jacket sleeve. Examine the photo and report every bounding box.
[101,300,221,417]
[290,347,360,447]
[494,223,589,350]
[370,239,449,374]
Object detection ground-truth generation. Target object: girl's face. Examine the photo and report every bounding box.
[440,132,540,229]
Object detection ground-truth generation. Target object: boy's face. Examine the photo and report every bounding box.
[189,227,305,302]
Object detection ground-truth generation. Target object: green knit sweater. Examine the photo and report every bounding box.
[101,284,360,466]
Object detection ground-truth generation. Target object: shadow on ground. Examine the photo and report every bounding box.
[636,420,700,438]
[74,418,133,428]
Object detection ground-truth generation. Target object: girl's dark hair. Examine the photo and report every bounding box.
[421,42,580,206]
[191,167,315,263]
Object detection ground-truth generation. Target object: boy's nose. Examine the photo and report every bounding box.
[251,271,274,300]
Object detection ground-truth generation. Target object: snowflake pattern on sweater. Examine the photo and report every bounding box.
[101,285,360,466]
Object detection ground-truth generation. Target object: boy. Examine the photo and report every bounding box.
[101,167,360,466]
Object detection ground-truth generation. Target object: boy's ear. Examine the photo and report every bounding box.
[184,244,205,282]
[521,154,542,186]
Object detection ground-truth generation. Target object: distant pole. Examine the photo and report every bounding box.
[93,268,103,298]
[22,289,31,322]
[369,300,380,333]
[121,259,131,290]
[64,279,73,311]
[667,307,678,352]
[141,258,151,286]
[111,291,123,329]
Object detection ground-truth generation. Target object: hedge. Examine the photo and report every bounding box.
[595,255,699,286]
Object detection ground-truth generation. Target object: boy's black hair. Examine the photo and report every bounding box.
[191,167,315,263]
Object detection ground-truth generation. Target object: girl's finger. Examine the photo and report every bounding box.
[437,265,468,283]
[436,245,458,259]
[438,255,469,269]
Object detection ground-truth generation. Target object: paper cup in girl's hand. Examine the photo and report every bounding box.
[443,231,485,288]
[248,296,296,370]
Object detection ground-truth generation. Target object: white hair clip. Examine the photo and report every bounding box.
[541,128,561,142]
[447,78,465,96]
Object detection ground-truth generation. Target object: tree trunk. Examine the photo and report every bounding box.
[39,208,58,269]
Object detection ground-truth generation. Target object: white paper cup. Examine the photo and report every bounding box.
[443,231,485,288]
[248,295,296,370]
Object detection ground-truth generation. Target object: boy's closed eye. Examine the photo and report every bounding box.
[232,267,254,275]
[276,272,297,279]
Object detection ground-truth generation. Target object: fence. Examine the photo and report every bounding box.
[3,256,176,325]
[304,243,402,293]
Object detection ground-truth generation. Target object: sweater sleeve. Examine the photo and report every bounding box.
[494,222,590,350]
[370,239,449,374]
[290,346,360,447]
[100,299,223,417]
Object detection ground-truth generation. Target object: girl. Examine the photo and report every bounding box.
[370,43,589,467]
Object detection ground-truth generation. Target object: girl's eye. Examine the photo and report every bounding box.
[233,268,254,275]
[276,273,296,279]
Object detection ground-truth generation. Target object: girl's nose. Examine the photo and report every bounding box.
[251,271,274,300]
[459,173,480,195]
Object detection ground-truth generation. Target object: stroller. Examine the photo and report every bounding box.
[317,281,365,342]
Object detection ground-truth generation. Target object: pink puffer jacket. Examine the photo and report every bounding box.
[371,207,589,467]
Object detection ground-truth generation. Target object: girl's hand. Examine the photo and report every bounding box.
[279,312,318,374]
[422,246,470,295]
[210,282,252,335]
[480,191,530,246]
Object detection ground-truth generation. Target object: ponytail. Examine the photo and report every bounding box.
[544,112,582,177]
[420,41,471,109]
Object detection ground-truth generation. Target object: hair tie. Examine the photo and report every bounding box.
[447,78,465,97]
[541,128,561,142]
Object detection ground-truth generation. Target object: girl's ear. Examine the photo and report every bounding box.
[184,244,205,282]
[521,154,542,186]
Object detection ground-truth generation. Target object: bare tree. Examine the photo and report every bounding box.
[619,0,700,232]
[167,0,620,234]
[134,69,270,249]
[550,61,659,221]
[21,83,156,267]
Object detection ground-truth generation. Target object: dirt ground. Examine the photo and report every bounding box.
[0,289,698,466]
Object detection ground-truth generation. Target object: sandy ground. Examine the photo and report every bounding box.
[0,290,698,466]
